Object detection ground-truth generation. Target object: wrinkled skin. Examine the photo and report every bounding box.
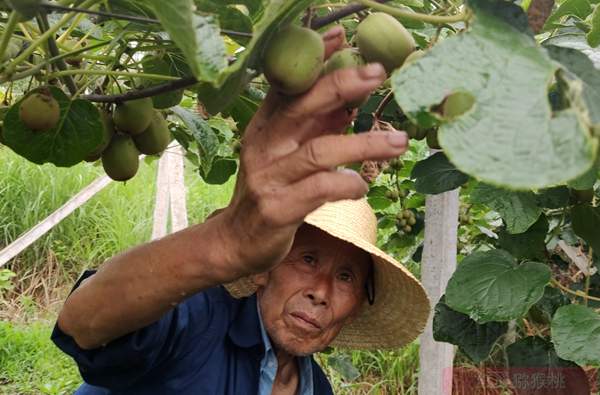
[254,224,371,356]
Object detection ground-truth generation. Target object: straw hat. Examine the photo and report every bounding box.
[224,198,431,350]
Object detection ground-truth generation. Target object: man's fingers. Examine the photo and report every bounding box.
[270,130,409,184]
[323,25,346,60]
[283,64,386,119]
[271,169,369,225]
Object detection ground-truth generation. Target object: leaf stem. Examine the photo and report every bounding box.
[551,278,600,302]
[0,12,19,64]
[2,0,103,76]
[81,77,198,103]
[356,0,470,24]
[47,69,181,81]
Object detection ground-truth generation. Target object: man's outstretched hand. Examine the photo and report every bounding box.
[219,26,409,276]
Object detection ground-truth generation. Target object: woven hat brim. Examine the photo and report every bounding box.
[224,224,431,350]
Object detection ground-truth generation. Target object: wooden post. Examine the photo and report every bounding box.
[168,144,188,232]
[0,175,113,267]
[151,152,171,240]
[418,188,460,395]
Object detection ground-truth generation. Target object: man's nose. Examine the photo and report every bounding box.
[305,275,331,306]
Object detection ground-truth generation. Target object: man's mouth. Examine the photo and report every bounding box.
[290,312,321,331]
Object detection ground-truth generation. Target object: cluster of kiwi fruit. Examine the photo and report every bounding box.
[262,12,418,101]
[91,98,172,182]
[396,209,417,236]
[16,90,171,182]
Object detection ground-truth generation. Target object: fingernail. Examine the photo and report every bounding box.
[359,63,386,79]
[323,25,344,40]
[387,131,408,147]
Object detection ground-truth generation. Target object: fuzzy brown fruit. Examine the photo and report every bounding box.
[133,111,171,155]
[263,25,325,95]
[113,98,154,136]
[323,48,368,107]
[102,134,140,182]
[19,91,60,131]
[356,12,416,74]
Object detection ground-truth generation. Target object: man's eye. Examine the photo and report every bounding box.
[338,272,354,283]
[302,255,316,265]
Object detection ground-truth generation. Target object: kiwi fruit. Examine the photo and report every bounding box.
[19,90,60,131]
[133,111,171,155]
[112,98,154,136]
[263,25,325,95]
[356,12,416,74]
[101,134,140,181]
[85,110,116,162]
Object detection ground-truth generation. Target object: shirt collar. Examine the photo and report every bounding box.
[226,292,263,349]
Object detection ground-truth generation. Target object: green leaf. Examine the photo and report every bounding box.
[326,354,360,381]
[547,45,600,128]
[506,337,590,395]
[367,186,393,210]
[544,33,600,68]
[433,297,507,363]
[552,304,600,365]
[445,249,551,323]
[498,214,549,260]
[544,0,593,29]
[529,286,570,325]
[171,106,219,176]
[571,204,600,251]
[535,186,571,208]
[196,0,315,113]
[567,162,598,190]
[202,157,237,185]
[195,1,253,46]
[392,0,596,190]
[147,0,227,82]
[588,5,600,47]
[471,184,542,234]
[411,152,469,195]
[3,87,103,167]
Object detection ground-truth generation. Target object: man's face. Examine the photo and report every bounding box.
[253,224,371,356]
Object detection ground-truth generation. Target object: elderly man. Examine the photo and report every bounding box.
[52,26,430,395]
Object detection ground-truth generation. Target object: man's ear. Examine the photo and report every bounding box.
[252,272,269,287]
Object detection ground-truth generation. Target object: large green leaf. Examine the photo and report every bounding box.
[433,296,507,363]
[410,152,469,195]
[529,286,570,325]
[147,0,227,82]
[498,214,549,260]
[544,0,593,29]
[571,204,600,252]
[552,304,600,365]
[547,45,600,128]
[195,0,253,46]
[506,337,590,395]
[3,87,103,167]
[445,249,551,323]
[171,106,219,176]
[471,183,542,234]
[392,0,596,190]
[543,33,600,67]
[196,0,315,113]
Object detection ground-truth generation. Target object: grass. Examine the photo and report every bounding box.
[0,146,420,394]
[0,321,81,395]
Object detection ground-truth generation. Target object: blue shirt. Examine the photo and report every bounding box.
[257,300,313,395]
[52,270,333,395]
